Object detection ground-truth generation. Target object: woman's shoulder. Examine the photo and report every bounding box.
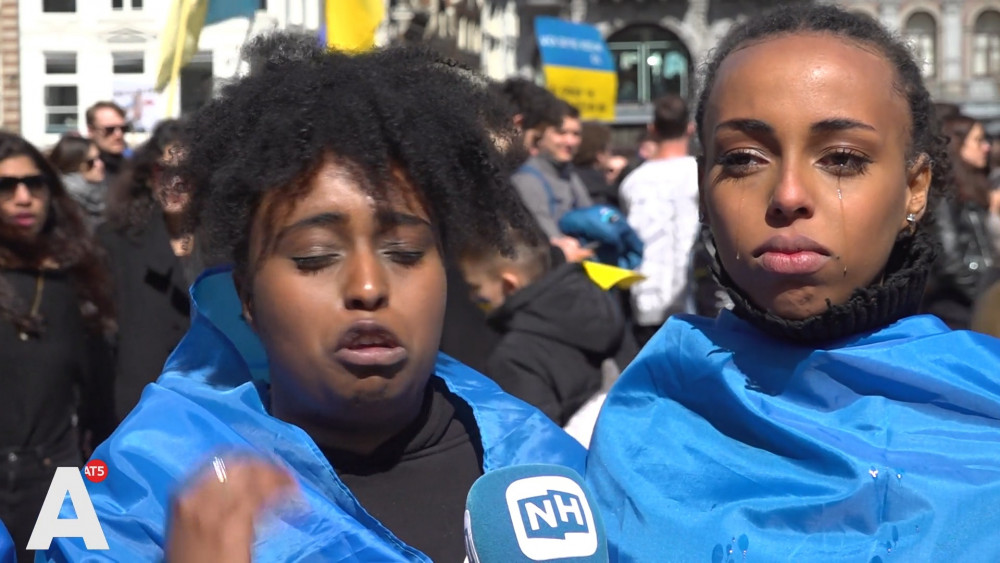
[433,355,587,472]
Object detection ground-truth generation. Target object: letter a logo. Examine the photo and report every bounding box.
[26,467,108,550]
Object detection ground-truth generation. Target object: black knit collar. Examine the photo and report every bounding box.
[713,229,936,345]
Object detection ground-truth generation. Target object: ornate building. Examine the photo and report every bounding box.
[842,0,1000,133]
[463,0,1000,132]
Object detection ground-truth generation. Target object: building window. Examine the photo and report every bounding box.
[42,0,75,12]
[259,0,267,9]
[45,52,77,74]
[112,0,142,10]
[607,25,692,104]
[113,52,145,74]
[45,86,78,134]
[904,12,937,78]
[973,10,1000,77]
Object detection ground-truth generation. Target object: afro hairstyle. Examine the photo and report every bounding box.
[174,32,536,277]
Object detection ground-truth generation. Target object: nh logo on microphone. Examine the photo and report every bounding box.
[516,490,587,539]
[505,476,598,560]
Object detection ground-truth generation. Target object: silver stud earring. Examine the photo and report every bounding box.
[906,213,917,224]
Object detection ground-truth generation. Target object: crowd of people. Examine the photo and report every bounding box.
[1,3,999,561]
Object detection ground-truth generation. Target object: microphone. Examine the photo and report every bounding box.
[464,464,609,562]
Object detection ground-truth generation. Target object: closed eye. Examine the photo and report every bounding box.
[384,250,425,266]
[291,255,338,272]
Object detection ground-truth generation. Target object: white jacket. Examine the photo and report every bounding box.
[620,156,701,326]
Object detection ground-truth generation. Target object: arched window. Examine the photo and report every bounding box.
[904,11,937,78]
[607,25,692,104]
[972,10,1000,77]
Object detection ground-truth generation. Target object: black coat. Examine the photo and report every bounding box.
[923,199,998,329]
[485,263,626,425]
[98,214,191,421]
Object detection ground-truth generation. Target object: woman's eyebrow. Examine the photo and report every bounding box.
[810,118,877,134]
[376,210,433,231]
[275,212,346,243]
[715,118,773,135]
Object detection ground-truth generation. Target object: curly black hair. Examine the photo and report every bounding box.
[694,4,951,220]
[105,119,185,236]
[495,78,567,132]
[174,33,535,279]
[0,131,115,336]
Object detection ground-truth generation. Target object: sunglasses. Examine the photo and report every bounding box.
[0,175,47,200]
[84,158,99,171]
[99,124,132,136]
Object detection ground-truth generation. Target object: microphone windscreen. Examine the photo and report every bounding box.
[464,464,608,562]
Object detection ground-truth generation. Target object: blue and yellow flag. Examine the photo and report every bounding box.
[155,0,257,109]
[534,17,617,122]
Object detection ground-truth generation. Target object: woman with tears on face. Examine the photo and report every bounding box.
[585,5,1000,561]
[40,34,585,563]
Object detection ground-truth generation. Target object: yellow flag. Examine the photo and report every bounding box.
[582,261,646,291]
[155,0,209,97]
[326,0,384,52]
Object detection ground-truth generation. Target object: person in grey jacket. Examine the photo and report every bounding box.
[511,100,594,262]
[49,134,107,230]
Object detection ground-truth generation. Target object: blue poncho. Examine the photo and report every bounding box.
[586,311,1000,562]
[41,268,586,562]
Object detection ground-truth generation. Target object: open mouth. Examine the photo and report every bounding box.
[334,322,408,371]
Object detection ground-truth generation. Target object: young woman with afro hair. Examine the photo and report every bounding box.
[586,4,1000,560]
[39,33,584,562]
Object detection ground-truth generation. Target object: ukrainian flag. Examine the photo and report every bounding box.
[155,0,258,109]
[534,17,617,122]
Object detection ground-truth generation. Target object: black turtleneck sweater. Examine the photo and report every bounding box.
[716,230,936,344]
[322,378,484,562]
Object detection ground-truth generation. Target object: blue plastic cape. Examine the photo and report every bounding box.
[41,267,586,562]
[586,311,1000,562]
[0,521,14,563]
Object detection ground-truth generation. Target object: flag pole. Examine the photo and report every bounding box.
[166,0,189,118]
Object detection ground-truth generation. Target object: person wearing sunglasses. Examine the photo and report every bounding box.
[49,134,107,231]
[85,101,131,186]
[0,130,116,561]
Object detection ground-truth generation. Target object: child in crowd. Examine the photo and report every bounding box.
[460,222,626,430]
